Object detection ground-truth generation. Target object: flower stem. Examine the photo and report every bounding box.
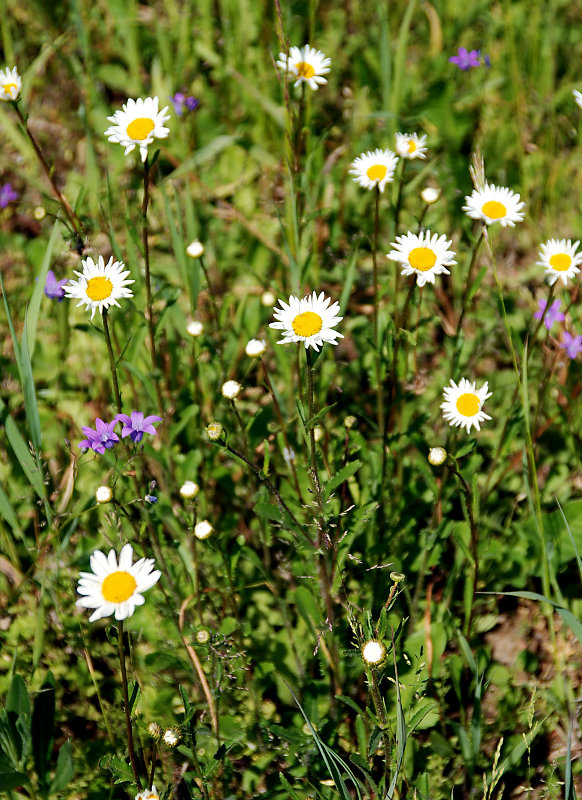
[527,283,556,363]
[367,666,392,786]
[13,103,85,253]
[117,620,142,789]
[448,458,479,636]
[372,186,385,438]
[102,309,122,415]
[142,157,165,413]
[451,227,485,376]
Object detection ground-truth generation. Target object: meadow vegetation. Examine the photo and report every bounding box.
[0,1,582,798]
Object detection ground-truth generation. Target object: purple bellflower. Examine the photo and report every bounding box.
[44,270,68,301]
[0,183,18,209]
[449,47,482,70]
[79,418,120,454]
[170,92,200,117]
[534,298,565,330]
[560,331,582,359]
[115,411,163,443]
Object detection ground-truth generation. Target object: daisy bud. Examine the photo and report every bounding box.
[194,520,213,540]
[206,422,224,441]
[187,320,204,337]
[221,380,241,400]
[390,572,405,583]
[147,722,162,740]
[95,485,113,504]
[362,639,386,666]
[344,415,357,429]
[313,425,324,442]
[162,727,181,748]
[33,206,46,220]
[245,338,266,357]
[180,480,199,499]
[428,447,447,466]
[261,290,276,307]
[186,240,204,258]
[196,629,210,644]
[420,187,440,205]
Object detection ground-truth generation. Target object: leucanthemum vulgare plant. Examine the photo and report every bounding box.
[2,6,582,800]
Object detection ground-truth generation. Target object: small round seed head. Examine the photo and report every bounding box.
[194,520,213,540]
[245,338,266,357]
[162,727,181,747]
[222,380,241,399]
[421,187,440,205]
[34,206,46,220]
[344,415,357,429]
[95,485,113,504]
[186,240,204,258]
[428,446,447,466]
[206,422,224,441]
[180,480,199,499]
[261,290,276,307]
[187,320,204,337]
[362,639,386,665]
[196,629,210,644]
[147,721,162,740]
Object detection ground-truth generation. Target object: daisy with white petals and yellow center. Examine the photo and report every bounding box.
[105,97,170,161]
[463,183,525,227]
[64,255,134,319]
[395,132,428,160]
[0,67,21,101]
[349,149,399,193]
[441,378,492,434]
[276,45,331,91]
[387,230,456,287]
[135,785,160,800]
[270,291,343,351]
[537,238,582,286]
[76,543,161,622]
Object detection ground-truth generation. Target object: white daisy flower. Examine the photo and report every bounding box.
[387,230,456,287]
[135,785,160,800]
[537,238,582,286]
[441,378,492,434]
[463,183,525,227]
[362,640,386,665]
[573,90,582,109]
[276,45,331,91]
[105,97,170,161]
[349,148,399,193]
[0,67,21,101]
[270,291,343,351]
[76,543,161,622]
[395,132,428,160]
[64,255,134,319]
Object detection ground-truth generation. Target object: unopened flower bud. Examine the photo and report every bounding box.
[428,447,447,466]
[420,187,440,205]
[196,629,210,644]
[187,320,204,337]
[206,422,224,441]
[95,485,113,504]
[245,339,266,357]
[180,480,199,499]
[162,727,181,747]
[186,240,204,258]
[344,415,357,429]
[147,722,162,740]
[194,520,213,540]
[362,639,386,665]
[222,380,241,400]
[261,290,276,307]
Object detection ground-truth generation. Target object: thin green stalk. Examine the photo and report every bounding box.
[102,309,122,415]
[141,157,165,413]
[448,458,479,636]
[117,620,143,788]
[372,186,385,438]
[230,399,249,458]
[13,103,85,253]
[451,228,485,376]
[526,282,556,363]
[367,665,392,785]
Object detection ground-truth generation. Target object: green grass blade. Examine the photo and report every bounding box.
[26,220,61,361]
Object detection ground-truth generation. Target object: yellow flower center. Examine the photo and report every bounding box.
[292,311,323,337]
[456,393,480,417]
[549,253,572,271]
[101,571,137,603]
[407,140,417,153]
[86,276,113,301]
[126,117,155,141]
[366,164,387,182]
[3,83,17,95]
[408,247,437,271]
[295,61,315,79]
[481,200,507,220]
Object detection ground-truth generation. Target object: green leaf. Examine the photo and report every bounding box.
[304,403,337,430]
[27,221,61,361]
[49,740,74,795]
[0,483,24,539]
[483,590,582,645]
[20,311,42,451]
[385,647,406,799]
[4,416,46,499]
[323,460,362,502]
[100,753,134,785]
[0,771,29,791]
[6,674,30,720]
[279,773,302,800]
[32,674,55,791]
